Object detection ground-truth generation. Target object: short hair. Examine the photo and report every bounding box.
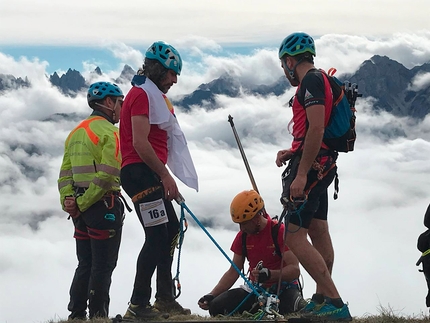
[292,52,314,64]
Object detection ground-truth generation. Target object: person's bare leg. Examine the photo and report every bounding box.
[286,222,339,299]
[308,218,334,295]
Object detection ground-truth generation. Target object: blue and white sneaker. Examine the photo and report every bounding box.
[308,302,352,321]
[300,300,318,313]
[300,294,324,314]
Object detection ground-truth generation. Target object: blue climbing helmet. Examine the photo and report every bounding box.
[87,82,123,104]
[145,41,182,75]
[278,32,316,59]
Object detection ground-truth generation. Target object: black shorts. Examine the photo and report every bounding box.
[281,153,337,229]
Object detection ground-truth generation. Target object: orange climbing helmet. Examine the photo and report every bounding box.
[230,190,264,223]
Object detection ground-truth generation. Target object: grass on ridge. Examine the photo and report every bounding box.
[49,305,430,323]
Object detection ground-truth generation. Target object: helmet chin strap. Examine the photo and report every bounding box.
[284,57,304,81]
[287,68,295,80]
[95,102,116,121]
[95,102,108,109]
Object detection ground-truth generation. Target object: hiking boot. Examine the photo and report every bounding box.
[153,299,191,315]
[306,302,352,321]
[68,311,87,321]
[123,303,160,319]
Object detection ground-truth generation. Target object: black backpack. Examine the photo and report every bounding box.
[242,220,282,258]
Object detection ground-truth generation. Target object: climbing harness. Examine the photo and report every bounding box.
[131,186,162,203]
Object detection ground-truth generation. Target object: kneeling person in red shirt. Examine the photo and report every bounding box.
[198,190,306,316]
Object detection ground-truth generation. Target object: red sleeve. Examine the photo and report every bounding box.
[130,88,150,117]
[231,231,243,255]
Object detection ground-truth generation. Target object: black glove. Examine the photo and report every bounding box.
[198,294,214,305]
[257,268,271,283]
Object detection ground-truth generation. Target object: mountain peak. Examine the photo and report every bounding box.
[50,68,86,96]
[115,65,136,84]
[93,66,102,75]
[0,73,31,92]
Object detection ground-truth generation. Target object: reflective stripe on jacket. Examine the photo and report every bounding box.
[58,115,121,212]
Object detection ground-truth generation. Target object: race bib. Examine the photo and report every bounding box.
[139,198,169,227]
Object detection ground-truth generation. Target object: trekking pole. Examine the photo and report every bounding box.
[227,115,259,193]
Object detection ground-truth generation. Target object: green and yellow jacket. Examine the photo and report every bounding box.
[58,111,121,212]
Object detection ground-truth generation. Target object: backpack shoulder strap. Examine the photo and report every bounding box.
[271,221,282,257]
[320,68,344,106]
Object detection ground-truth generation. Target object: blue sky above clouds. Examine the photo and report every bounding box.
[0,0,429,73]
[1,1,430,323]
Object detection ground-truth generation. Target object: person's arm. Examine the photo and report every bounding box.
[271,250,300,282]
[198,253,244,310]
[275,149,293,167]
[209,253,244,296]
[131,114,178,200]
[250,249,300,283]
[58,139,75,209]
[289,104,325,197]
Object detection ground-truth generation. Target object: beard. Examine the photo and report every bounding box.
[286,73,300,87]
[158,82,171,94]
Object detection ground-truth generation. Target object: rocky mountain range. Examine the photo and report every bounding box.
[0,74,30,91]
[1,55,430,119]
[49,69,86,96]
[347,55,430,119]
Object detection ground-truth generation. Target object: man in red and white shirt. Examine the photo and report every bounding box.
[120,41,197,319]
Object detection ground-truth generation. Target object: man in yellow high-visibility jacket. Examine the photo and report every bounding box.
[58,81,125,320]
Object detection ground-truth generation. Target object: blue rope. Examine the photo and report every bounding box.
[178,201,264,299]
[173,204,188,299]
[285,199,307,233]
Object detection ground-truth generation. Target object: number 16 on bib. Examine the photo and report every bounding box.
[139,198,169,227]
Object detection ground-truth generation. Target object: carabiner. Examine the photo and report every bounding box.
[172,277,182,299]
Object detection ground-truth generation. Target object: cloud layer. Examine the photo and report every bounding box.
[1,1,429,46]
[1,33,430,323]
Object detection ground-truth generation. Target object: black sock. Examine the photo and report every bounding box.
[312,293,325,304]
[325,297,344,308]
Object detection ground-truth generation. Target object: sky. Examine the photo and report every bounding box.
[1,0,430,73]
[1,1,430,323]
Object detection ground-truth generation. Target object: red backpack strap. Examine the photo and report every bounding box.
[327,67,337,76]
[242,232,248,258]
